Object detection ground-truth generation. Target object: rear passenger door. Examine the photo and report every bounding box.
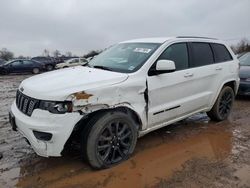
[187,42,218,108]
[209,43,234,103]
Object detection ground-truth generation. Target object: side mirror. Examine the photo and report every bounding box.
[149,60,176,76]
[156,60,176,72]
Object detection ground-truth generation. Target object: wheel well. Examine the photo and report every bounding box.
[62,107,142,154]
[223,81,237,94]
[75,107,142,131]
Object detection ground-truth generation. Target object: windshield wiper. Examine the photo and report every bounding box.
[92,65,113,71]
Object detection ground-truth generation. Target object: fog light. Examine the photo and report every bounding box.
[33,130,52,141]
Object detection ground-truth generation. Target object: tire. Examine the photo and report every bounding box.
[81,111,138,169]
[32,68,40,74]
[207,86,234,121]
[0,69,8,75]
[46,65,53,71]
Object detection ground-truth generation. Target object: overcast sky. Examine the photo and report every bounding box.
[0,0,249,57]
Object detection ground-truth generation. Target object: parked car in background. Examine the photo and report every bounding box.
[55,58,88,69]
[0,59,45,75]
[0,58,5,65]
[10,37,239,169]
[238,52,250,95]
[31,56,56,71]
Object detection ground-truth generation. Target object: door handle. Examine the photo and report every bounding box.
[184,73,194,78]
[215,66,222,70]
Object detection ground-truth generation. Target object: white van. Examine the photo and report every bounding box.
[10,37,239,169]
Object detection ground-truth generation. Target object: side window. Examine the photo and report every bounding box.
[190,42,214,67]
[80,58,88,63]
[11,61,23,66]
[211,43,232,63]
[23,60,33,65]
[70,59,79,64]
[158,43,189,71]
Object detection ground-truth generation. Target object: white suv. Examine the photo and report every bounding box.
[9,37,239,169]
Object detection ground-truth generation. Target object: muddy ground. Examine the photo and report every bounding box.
[0,74,250,188]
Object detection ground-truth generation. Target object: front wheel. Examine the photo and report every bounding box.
[207,86,234,121]
[82,111,138,169]
[32,68,40,74]
[0,69,9,75]
[46,65,53,71]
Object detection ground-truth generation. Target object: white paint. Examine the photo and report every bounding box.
[11,37,239,157]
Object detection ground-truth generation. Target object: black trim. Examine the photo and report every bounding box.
[33,130,52,141]
[153,105,181,115]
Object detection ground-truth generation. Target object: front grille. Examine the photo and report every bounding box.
[16,90,40,116]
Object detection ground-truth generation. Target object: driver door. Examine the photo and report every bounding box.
[147,43,198,128]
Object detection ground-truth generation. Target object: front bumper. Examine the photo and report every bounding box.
[238,81,250,95]
[10,102,82,157]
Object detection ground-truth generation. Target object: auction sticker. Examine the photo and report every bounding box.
[134,48,152,53]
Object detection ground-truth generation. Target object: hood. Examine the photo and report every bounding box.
[20,66,128,100]
[239,66,250,79]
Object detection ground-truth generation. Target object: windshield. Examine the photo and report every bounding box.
[239,52,250,66]
[88,43,160,73]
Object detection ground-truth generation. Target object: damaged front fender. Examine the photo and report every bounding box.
[66,77,149,130]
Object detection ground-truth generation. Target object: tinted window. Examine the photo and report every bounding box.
[158,43,189,70]
[211,43,232,63]
[190,42,214,67]
[23,60,33,65]
[11,61,23,66]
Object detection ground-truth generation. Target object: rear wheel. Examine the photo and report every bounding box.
[32,68,40,74]
[207,86,234,121]
[82,111,138,169]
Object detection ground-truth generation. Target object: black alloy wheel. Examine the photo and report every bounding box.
[96,120,133,164]
[82,111,138,169]
[207,86,235,121]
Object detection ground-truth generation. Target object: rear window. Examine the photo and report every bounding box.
[190,42,214,67]
[211,43,232,63]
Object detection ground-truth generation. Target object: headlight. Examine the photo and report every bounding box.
[246,78,250,82]
[39,101,73,114]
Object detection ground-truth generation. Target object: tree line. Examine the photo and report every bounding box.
[0,48,102,61]
[231,38,250,54]
[1,38,249,61]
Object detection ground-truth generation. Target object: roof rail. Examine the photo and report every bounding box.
[176,36,218,40]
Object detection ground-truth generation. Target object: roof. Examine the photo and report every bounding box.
[120,37,174,44]
[121,36,218,44]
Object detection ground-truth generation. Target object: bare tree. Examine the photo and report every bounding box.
[65,51,72,57]
[53,50,61,57]
[43,49,50,57]
[0,48,14,61]
[231,38,250,54]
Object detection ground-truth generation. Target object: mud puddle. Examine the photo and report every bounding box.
[1,75,250,188]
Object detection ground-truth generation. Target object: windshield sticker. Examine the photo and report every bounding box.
[128,66,135,70]
[134,48,152,53]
